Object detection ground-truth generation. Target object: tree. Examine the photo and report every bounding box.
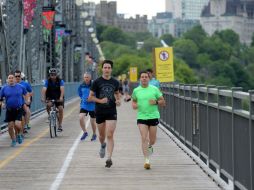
[173,39,199,68]
[214,29,240,47]
[202,36,232,61]
[183,25,207,49]
[142,37,161,52]
[100,41,136,60]
[96,24,108,42]
[174,58,198,83]
[113,54,151,77]
[101,26,125,44]
[160,34,174,46]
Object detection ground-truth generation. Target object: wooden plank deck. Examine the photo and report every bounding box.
[0,98,221,190]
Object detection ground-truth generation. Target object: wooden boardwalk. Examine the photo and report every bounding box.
[0,98,221,190]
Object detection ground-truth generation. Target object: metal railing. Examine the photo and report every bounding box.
[0,82,80,133]
[160,83,254,190]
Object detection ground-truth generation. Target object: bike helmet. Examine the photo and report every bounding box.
[49,68,57,74]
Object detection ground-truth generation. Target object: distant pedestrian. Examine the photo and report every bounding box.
[132,71,165,169]
[122,78,131,102]
[78,72,97,141]
[146,68,160,88]
[88,59,121,168]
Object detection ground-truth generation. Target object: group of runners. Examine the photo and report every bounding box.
[0,59,165,170]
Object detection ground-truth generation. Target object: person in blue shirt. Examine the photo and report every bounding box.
[0,73,28,147]
[78,72,97,141]
[146,68,160,88]
[41,68,65,132]
[15,70,33,133]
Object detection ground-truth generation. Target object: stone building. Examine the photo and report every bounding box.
[200,0,254,45]
[95,1,148,33]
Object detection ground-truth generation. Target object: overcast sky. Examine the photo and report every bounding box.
[92,0,165,19]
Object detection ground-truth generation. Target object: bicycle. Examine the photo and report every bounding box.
[48,100,58,138]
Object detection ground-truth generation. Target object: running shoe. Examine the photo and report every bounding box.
[57,126,63,132]
[126,98,131,102]
[23,128,28,134]
[17,134,23,144]
[99,142,106,158]
[91,134,97,141]
[144,158,150,170]
[80,132,88,141]
[27,124,31,130]
[105,159,113,168]
[11,140,16,147]
[148,145,153,156]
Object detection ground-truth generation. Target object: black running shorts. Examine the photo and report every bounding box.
[137,118,159,127]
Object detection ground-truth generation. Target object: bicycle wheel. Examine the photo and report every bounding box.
[49,113,56,138]
[54,115,57,137]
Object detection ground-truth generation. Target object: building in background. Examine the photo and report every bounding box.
[165,0,209,20]
[148,12,199,38]
[200,0,254,45]
[95,1,148,33]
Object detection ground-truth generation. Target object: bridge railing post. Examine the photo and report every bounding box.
[190,85,199,154]
[249,90,254,190]
[197,84,206,158]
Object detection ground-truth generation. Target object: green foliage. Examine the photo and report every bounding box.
[174,58,198,83]
[101,26,136,47]
[183,25,206,49]
[214,29,240,47]
[113,54,151,77]
[142,37,161,52]
[132,32,153,41]
[96,24,108,42]
[160,34,174,46]
[173,39,199,68]
[201,36,232,61]
[100,41,136,60]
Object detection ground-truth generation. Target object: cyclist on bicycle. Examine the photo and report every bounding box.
[41,68,64,132]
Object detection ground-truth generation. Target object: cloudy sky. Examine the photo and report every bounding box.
[92,0,165,19]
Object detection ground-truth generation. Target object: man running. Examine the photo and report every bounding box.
[14,70,33,133]
[0,73,28,147]
[41,68,65,132]
[132,71,165,169]
[78,72,97,141]
[88,60,121,168]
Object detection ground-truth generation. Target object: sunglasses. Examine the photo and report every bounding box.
[15,75,21,78]
[50,74,56,76]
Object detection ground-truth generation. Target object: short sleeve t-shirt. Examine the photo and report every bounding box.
[19,81,32,93]
[0,84,27,109]
[132,85,162,120]
[90,76,119,115]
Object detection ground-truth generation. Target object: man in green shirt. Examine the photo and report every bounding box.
[132,71,165,170]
